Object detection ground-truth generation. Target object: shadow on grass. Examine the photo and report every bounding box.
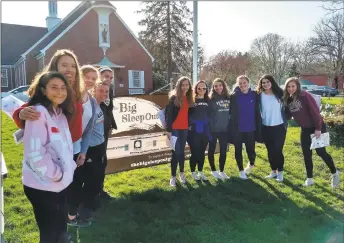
[68,178,343,243]
[283,168,344,199]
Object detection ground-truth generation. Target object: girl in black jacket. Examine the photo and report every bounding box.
[228,75,262,180]
[166,76,194,186]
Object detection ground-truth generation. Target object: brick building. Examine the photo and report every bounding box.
[300,74,344,91]
[1,1,154,96]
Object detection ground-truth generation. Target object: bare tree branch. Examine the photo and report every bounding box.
[309,13,344,88]
[249,33,295,84]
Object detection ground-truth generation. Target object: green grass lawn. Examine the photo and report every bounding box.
[321,97,344,105]
[2,112,344,243]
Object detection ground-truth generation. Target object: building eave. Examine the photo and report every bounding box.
[94,56,125,68]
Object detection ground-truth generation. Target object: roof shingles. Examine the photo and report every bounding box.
[1,23,47,64]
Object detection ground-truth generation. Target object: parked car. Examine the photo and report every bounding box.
[308,86,339,97]
[1,85,30,102]
[301,85,318,91]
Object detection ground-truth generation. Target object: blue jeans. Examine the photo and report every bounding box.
[171,129,188,176]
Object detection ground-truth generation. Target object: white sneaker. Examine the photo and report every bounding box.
[198,172,209,181]
[244,163,254,175]
[239,171,248,180]
[331,171,340,188]
[265,172,277,179]
[179,173,186,184]
[219,171,230,179]
[211,171,222,179]
[191,172,200,181]
[170,177,176,187]
[276,172,284,182]
[304,178,315,187]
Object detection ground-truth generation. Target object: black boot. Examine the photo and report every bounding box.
[57,232,73,243]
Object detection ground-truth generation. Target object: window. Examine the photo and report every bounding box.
[128,70,144,89]
[1,69,8,87]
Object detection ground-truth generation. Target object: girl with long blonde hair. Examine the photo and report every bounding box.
[228,75,262,180]
[166,76,193,186]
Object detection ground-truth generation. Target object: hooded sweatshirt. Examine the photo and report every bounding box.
[22,105,76,193]
[189,98,211,140]
[286,90,323,130]
[208,93,230,132]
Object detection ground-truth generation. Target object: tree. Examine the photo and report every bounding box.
[293,40,318,74]
[288,62,300,77]
[249,33,295,84]
[322,0,344,14]
[181,40,205,79]
[200,50,249,87]
[152,72,166,90]
[137,1,193,86]
[309,13,344,89]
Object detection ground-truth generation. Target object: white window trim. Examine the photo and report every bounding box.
[1,69,8,87]
[128,70,144,89]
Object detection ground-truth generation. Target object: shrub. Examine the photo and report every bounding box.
[288,119,299,127]
[325,115,344,147]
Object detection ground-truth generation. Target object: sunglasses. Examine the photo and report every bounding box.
[197,87,207,91]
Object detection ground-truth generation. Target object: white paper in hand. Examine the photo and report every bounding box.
[169,136,178,151]
[13,129,24,145]
[310,132,330,150]
[1,95,25,120]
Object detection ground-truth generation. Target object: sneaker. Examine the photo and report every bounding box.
[198,172,208,181]
[265,172,277,179]
[191,172,200,181]
[304,178,315,187]
[219,171,230,179]
[276,172,284,182]
[239,171,248,180]
[331,171,340,188]
[179,173,186,184]
[211,171,223,179]
[244,163,254,175]
[170,177,176,187]
[67,216,91,228]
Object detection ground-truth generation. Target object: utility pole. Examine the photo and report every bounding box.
[192,1,198,85]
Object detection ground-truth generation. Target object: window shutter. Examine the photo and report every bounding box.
[128,70,133,88]
[140,71,144,88]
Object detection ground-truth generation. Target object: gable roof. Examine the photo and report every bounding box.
[29,1,93,57]
[1,23,47,65]
[40,1,154,62]
[3,1,154,65]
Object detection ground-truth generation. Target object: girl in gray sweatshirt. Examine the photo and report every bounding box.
[208,78,231,179]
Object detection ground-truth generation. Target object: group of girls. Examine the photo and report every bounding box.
[166,75,340,189]
[14,49,117,243]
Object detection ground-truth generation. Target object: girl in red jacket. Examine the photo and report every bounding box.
[12,49,84,144]
[283,77,340,188]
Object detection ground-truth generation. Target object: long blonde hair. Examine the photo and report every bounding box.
[209,78,230,99]
[27,49,84,102]
[169,76,194,107]
[282,77,301,105]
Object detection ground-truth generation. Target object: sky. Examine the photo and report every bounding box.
[2,1,329,58]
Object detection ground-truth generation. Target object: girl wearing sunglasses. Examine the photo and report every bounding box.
[188,80,212,181]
